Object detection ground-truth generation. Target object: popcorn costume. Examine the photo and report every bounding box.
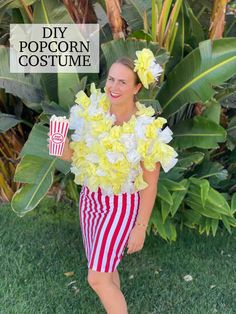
[68,83,178,273]
[68,49,178,272]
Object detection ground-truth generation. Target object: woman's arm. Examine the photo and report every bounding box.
[135,161,161,227]
[126,161,160,255]
[58,137,74,162]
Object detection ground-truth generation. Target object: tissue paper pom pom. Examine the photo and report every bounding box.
[134,48,163,89]
[68,83,178,195]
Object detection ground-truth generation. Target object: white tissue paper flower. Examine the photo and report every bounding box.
[120,134,137,150]
[96,169,107,176]
[161,151,179,173]
[69,105,84,130]
[157,126,173,143]
[87,104,103,117]
[135,116,154,139]
[149,59,164,80]
[126,150,141,164]
[84,134,97,147]
[106,151,124,163]
[85,153,99,163]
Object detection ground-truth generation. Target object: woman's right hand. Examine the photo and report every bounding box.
[47,133,73,162]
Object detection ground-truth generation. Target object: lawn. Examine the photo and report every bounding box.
[0,197,235,314]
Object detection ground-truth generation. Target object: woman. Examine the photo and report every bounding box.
[52,49,178,313]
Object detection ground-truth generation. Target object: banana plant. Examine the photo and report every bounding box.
[1,0,236,241]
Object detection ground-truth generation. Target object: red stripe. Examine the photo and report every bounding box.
[86,190,94,260]
[111,193,135,271]
[89,188,107,268]
[96,194,114,271]
[104,193,127,272]
[79,192,87,258]
[89,191,97,260]
[82,187,90,259]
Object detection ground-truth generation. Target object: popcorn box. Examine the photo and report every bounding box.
[49,115,69,156]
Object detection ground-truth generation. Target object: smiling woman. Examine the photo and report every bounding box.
[105,58,142,127]
[50,49,178,313]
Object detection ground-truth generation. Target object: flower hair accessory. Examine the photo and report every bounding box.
[134,48,163,89]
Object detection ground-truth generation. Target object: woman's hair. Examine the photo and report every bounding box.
[114,57,159,119]
[114,57,141,86]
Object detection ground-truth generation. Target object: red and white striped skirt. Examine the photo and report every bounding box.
[79,185,140,273]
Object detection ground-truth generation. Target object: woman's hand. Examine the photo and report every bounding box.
[126,225,146,254]
[47,133,73,162]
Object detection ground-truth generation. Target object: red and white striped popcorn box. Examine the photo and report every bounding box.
[49,115,69,156]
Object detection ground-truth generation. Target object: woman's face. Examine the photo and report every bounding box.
[105,62,141,106]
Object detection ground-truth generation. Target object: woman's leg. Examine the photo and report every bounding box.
[87,269,127,314]
[112,269,120,289]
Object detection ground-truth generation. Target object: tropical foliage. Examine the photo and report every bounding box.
[0,0,236,241]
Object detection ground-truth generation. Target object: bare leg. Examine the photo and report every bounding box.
[112,269,121,289]
[88,269,128,314]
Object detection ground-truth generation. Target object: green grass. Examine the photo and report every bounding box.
[0,197,235,314]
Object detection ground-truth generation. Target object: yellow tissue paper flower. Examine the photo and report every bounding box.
[69,82,178,195]
[134,48,156,88]
[88,112,104,121]
[91,120,112,136]
[99,94,110,112]
[143,156,156,171]
[110,125,122,138]
[134,173,148,191]
[153,117,167,129]
[75,91,90,109]
[137,139,151,157]
[136,102,155,117]
[90,82,101,96]
[122,119,136,133]
[145,123,158,139]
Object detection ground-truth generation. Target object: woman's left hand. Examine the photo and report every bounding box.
[126,225,146,254]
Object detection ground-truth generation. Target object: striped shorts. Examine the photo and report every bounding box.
[79,185,140,273]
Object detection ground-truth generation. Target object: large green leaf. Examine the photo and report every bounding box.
[170,179,189,216]
[33,0,80,110]
[159,178,187,191]
[158,151,204,181]
[101,38,168,72]
[0,46,43,102]
[157,38,236,118]
[183,0,204,49]
[20,123,70,175]
[157,183,173,206]
[193,160,228,183]
[189,177,210,206]
[227,116,236,146]
[0,0,36,10]
[187,181,233,218]
[231,193,236,214]
[33,0,73,24]
[121,0,152,32]
[182,209,201,228]
[172,116,227,149]
[14,155,54,184]
[0,113,22,132]
[166,4,185,74]
[205,188,232,217]
[11,158,56,216]
[185,199,222,219]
